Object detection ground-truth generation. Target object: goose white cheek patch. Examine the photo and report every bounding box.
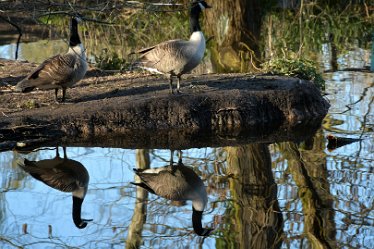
[198,2,205,10]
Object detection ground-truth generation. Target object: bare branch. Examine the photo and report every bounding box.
[0,15,22,59]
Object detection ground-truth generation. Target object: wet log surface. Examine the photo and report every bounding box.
[0,59,330,151]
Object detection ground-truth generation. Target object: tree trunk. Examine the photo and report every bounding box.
[203,0,272,72]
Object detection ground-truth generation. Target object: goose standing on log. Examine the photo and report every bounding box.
[131,151,214,236]
[15,16,87,102]
[133,1,211,94]
[18,147,92,229]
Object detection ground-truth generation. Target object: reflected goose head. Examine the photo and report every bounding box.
[72,195,92,229]
[192,207,214,236]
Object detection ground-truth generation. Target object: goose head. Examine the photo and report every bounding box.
[69,15,82,47]
[190,1,211,32]
[192,0,211,10]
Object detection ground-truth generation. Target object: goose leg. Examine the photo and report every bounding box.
[55,88,59,102]
[55,146,60,158]
[62,87,67,102]
[169,75,174,94]
[176,76,181,94]
[177,150,183,164]
[170,150,174,165]
[63,147,67,159]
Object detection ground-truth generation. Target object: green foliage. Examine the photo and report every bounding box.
[262,58,325,89]
[36,6,189,70]
[262,4,373,63]
[38,15,65,25]
[95,50,128,70]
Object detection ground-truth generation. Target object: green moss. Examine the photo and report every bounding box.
[19,99,39,109]
[261,58,325,89]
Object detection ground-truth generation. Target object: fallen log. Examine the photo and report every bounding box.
[0,67,329,150]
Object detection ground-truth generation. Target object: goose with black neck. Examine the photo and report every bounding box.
[15,16,88,102]
[132,1,211,94]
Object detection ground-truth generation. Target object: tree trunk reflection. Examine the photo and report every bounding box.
[126,149,150,249]
[279,132,336,248]
[224,144,283,249]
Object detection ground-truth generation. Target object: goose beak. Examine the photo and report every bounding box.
[76,218,93,229]
[197,228,215,236]
[73,14,83,23]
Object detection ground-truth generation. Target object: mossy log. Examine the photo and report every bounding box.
[0,62,329,151]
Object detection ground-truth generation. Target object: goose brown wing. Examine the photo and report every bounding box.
[17,53,77,90]
[22,159,80,192]
[138,39,191,73]
[136,39,181,55]
[38,165,80,192]
[138,168,191,200]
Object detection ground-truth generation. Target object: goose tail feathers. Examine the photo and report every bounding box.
[15,78,37,93]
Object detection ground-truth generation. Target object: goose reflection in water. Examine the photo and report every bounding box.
[18,147,92,229]
[131,151,214,236]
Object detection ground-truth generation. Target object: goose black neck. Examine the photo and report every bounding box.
[72,196,86,229]
[190,6,202,33]
[69,18,81,47]
[192,207,211,236]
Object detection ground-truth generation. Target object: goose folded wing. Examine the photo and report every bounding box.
[138,40,191,72]
[136,39,182,55]
[39,166,80,192]
[26,54,77,88]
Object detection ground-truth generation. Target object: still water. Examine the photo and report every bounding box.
[0,7,373,249]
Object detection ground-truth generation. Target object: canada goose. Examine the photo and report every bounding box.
[131,151,213,236]
[133,0,211,93]
[18,147,91,229]
[15,16,88,102]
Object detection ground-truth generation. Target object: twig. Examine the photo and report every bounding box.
[0,15,22,59]
[36,12,115,25]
